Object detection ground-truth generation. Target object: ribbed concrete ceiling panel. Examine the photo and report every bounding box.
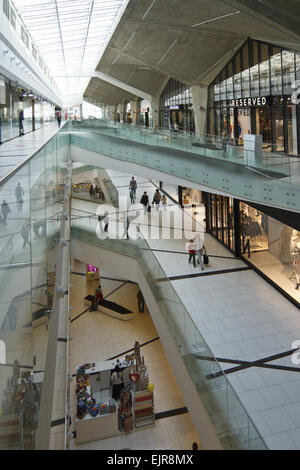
[84,0,300,104]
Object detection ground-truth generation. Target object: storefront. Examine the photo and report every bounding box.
[160,78,195,133]
[205,190,300,305]
[0,78,55,142]
[205,193,236,254]
[208,39,300,156]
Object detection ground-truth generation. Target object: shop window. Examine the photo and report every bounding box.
[270,47,283,95]
[282,51,296,95]
[250,41,260,97]
[21,26,29,48]
[226,62,234,100]
[10,7,16,29]
[234,51,242,97]
[241,42,250,98]
[240,202,300,304]
[259,43,270,96]
[285,104,298,155]
[272,105,284,152]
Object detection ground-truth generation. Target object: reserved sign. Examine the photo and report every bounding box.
[232,96,269,107]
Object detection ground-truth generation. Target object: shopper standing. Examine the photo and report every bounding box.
[152,189,161,210]
[111,365,124,401]
[15,182,25,212]
[1,200,10,225]
[188,239,197,268]
[195,234,205,271]
[129,177,137,200]
[140,192,149,214]
[18,109,24,136]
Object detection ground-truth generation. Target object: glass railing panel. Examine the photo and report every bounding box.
[69,119,300,212]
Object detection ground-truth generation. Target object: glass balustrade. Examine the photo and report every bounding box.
[0,130,69,449]
[67,119,300,213]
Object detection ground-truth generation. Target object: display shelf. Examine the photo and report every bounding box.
[133,391,154,429]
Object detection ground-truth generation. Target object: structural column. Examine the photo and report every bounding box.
[191,85,208,135]
[151,96,160,128]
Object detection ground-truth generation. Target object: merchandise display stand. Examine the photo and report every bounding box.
[133,390,154,428]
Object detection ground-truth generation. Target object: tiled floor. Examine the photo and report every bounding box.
[68,261,200,450]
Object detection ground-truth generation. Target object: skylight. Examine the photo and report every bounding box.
[13,0,128,99]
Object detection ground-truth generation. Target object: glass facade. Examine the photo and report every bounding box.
[0,79,55,143]
[160,78,195,132]
[0,131,69,449]
[208,39,300,156]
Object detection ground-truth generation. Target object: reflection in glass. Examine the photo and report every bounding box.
[270,48,283,95]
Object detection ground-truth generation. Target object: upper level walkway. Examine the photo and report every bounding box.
[67,119,300,214]
[0,122,61,183]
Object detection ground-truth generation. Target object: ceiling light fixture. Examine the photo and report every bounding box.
[191,11,240,28]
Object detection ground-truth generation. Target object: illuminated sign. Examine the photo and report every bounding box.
[232,97,269,107]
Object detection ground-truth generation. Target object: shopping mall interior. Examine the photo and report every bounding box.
[0,0,300,453]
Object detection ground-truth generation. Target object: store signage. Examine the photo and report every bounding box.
[231,96,269,107]
[170,105,180,110]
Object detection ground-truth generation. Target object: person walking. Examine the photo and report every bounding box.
[1,200,10,225]
[130,188,135,204]
[188,239,197,268]
[122,212,130,239]
[162,194,167,210]
[129,177,137,200]
[56,110,62,128]
[21,219,30,249]
[152,189,161,210]
[195,234,205,271]
[137,289,145,313]
[15,182,25,212]
[18,109,24,136]
[91,284,103,311]
[140,192,149,214]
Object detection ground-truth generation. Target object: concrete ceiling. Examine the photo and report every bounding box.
[84,0,300,105]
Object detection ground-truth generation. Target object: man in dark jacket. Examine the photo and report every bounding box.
[140,192,149,214]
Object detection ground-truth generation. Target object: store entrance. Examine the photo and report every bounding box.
[235,108,251,145]
[255,107,272,151]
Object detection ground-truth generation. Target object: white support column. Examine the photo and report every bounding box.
[151,96,160,128]
[191,85,208,136]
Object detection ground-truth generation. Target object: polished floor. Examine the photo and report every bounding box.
[68,261,200,450]
[71,168,300,450]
